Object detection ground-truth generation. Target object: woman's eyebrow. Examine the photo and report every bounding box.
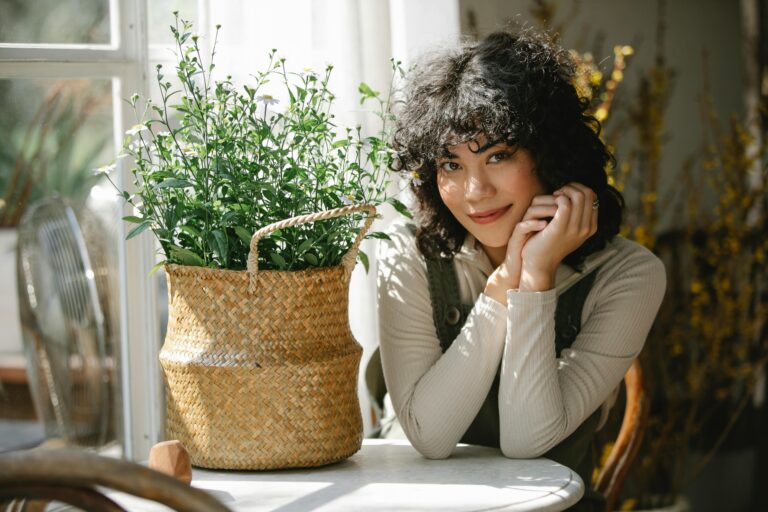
[438,149,459,159]
[477,140,508,153]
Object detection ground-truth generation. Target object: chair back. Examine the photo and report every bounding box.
[0,448,230,512]
[595,358,650,511]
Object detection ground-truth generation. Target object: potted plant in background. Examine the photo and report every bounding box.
[524,1,767,509]
[608,42,767,512]
[101,14,406,469]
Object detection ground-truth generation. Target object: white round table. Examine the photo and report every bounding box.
[112,439,584,511]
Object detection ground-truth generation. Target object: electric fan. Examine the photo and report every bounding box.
[16,197,113,447]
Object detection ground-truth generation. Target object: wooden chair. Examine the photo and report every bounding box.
[0,448,231,512]
[594,358,650,511]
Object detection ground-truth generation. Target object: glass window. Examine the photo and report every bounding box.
[148,0,198,46]
[0,0,111,45]
[0,79,114,227]
[0,78,119,450]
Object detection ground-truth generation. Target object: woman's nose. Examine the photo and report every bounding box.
[464,170,494,201]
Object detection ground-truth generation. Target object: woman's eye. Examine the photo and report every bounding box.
[488,151,510,163]
[439,161,461,172]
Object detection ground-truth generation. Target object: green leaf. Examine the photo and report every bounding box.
[303,252,318,266]
[365,231,391,241]
[234,226,252,244]
[148,260,166,277]
[358,82,378,104]
[387,197,413,219]
[180,225,201,239]
[210,229,229,264]
[270,251,287,268]
[122,215,144,224]
[297,239,313,253]
[221,211,241,226]
[170,245,205,266]
[126,221,151,240]
[357,249,369,273]
[157,178,193,189]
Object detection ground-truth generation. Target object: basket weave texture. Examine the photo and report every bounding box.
[159,206,371,470]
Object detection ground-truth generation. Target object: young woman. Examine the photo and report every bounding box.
[375,29,666,508]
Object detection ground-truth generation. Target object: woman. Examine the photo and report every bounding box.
[375,29,666,508]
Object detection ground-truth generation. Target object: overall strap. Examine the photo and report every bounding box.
[405,223,473,350]
[555,270,599,355]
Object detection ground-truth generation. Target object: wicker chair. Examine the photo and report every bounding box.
[0,448,230,512]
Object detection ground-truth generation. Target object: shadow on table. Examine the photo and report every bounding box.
[196,441,578,512]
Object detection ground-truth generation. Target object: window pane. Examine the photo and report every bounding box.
[148,0,198,45]
[0,0,110,45]
[0,78,121,450]
[0,79,114,224]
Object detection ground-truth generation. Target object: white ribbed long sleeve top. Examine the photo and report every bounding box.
[376,221,666,460]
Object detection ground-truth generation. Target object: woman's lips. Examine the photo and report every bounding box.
[468,206,511,224]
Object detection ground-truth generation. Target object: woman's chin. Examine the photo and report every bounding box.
[472,233,511,250]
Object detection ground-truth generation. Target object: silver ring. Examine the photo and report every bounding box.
[592,198,600,210]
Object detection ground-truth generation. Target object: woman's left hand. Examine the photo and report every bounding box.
[519,182,598,291]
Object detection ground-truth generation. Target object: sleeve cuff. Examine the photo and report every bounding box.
[506,287,557,306]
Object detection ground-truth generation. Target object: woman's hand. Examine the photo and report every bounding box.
[484,216,549,304]
[484,193,563,304]
[518,183,598,291]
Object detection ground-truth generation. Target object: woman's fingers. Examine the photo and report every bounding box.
[522,204,558,221]
[551,193,572,230]
[530,194,557,206]
[554,183,596,238]
[569,182,598,235]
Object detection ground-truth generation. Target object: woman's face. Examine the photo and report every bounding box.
[436,138,546,262]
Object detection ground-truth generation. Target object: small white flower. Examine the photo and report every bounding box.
[179,143,198,158]
[157,130,171,138]
[340,194,355,206]
[93,163,116,175]
[255,94,279,106]
[410,171,424,187]
[126,124,148,136]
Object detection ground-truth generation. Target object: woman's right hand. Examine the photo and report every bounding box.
[484,195,558,305]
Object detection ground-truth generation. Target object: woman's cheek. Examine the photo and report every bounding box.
[437,176,464,210]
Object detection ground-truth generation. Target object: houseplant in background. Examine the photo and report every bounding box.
[102,14,405,469]
[527,1,767,509]
[612,49,767,512]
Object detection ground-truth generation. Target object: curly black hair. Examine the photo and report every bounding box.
[391,29,624,268]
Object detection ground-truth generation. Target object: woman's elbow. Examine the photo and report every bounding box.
[407,434,454,460]
[417,444,453,460]
[500,438,547,459]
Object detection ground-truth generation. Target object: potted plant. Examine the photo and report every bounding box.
[100,14,405,470]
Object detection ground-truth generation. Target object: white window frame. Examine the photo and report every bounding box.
[0,0,162,461]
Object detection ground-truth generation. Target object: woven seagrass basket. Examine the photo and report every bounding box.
[159,204,373,470]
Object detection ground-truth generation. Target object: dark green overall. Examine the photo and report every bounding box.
[368,233,607,511]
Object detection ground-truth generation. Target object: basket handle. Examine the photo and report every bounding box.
[246,204,376,289]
